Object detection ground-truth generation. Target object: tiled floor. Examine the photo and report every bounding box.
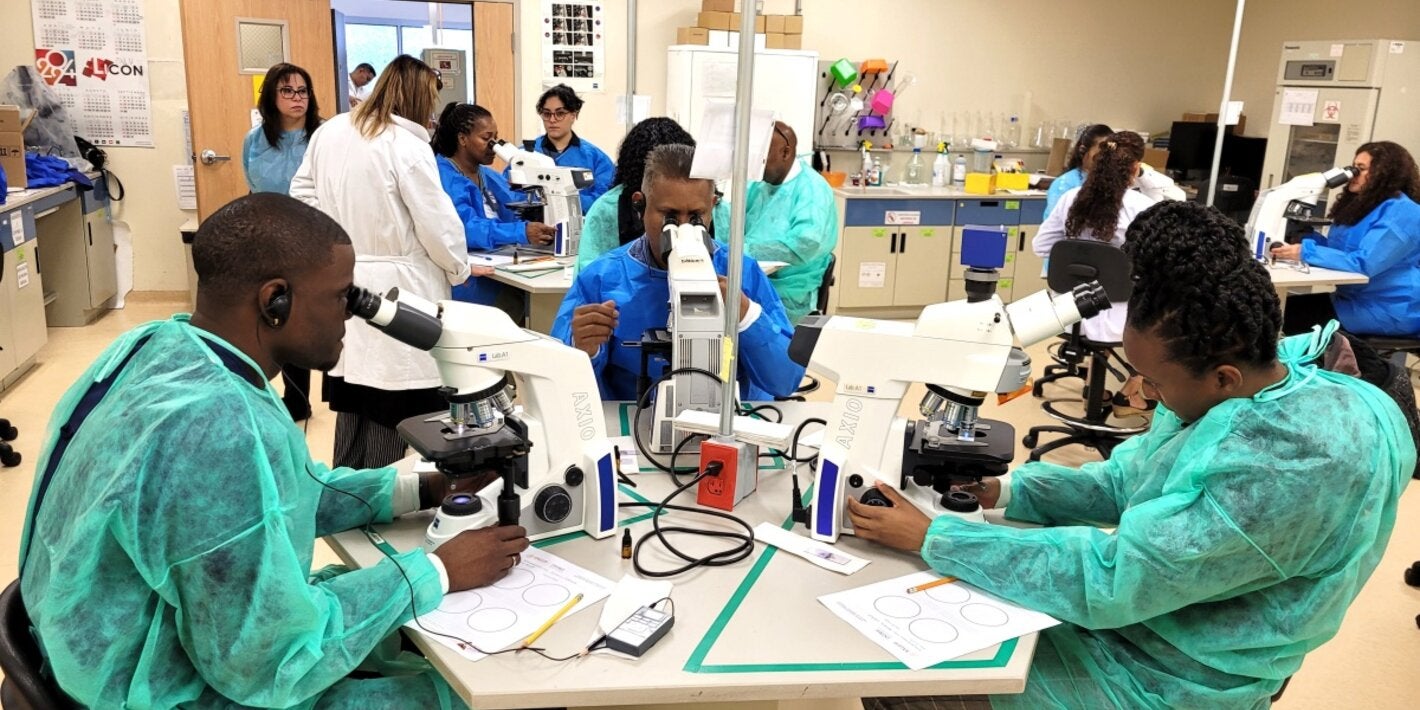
[1,298,1417,708]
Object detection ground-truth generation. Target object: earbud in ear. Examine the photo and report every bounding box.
[263,286,292,328]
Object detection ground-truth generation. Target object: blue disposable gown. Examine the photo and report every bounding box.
[522,133,615,213]
[243,125,309,195]
[551,237,805,401]
[1042,167,1084,221]
[743,158,840,324]
[20,317,462,710]
[1301,194,1420,337]
[436,154,528,304]
[919,325,1413,709]
[577,184,734,272]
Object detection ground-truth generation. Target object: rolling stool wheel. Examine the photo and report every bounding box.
[0,418,16,441]
[1404,561,1420,587]
[0,442,20,468]
[1021,433,1038,448]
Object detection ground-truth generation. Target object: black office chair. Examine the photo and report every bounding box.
[1022,241,1148,461]
[781,255,837,400]
[0,580,74,709]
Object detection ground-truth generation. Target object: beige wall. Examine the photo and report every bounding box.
[1232,0,1420,137]
[2,0,193,293]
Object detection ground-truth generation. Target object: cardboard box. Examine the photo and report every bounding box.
[784,14,803,34]
[0,105,21,133]
[677,26,710,45]
[702,0,735,12]
[0,131,26,189]
[1180,111,1246,135]
[767,15,786,33]
[697,11,731,30]
[1143,147,1170,171]
[707,29,731,48]
[755,15,765,33]
[765,33,787,49]
[1046,137,1072,176]
[781,33,802,50]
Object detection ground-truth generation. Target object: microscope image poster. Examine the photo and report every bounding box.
[541,0,605,93]
[31,0,154,147]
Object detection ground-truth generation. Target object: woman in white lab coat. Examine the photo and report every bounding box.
[291,54,471,468]
[1033,131,1158,412]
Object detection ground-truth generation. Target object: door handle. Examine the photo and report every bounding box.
[899,232,907,254]
[87,223,93,246]
[890,232,898,253]
[1018,229,1026,252]
[199,149,231,165]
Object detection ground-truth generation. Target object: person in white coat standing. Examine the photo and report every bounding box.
[291,54,471,468]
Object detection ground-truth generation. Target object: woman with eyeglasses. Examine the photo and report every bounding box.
[1272,141,1420,338]
[291,54,470,469]
[519,83,614,213]
[243,63,320,196]
[243,63,323,421]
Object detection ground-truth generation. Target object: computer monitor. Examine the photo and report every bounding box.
[1165,121,1218,176]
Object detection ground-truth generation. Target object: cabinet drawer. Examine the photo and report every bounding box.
[844,199,955,227]
[954,199,1023,226]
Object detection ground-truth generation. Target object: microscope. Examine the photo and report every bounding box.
[347,287,619,550]
[494,140,593,257]
[789,278,1109,543]
[1245,166,1356,261]
[639,220,726,455]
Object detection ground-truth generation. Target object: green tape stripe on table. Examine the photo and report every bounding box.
[681,490,1018,674]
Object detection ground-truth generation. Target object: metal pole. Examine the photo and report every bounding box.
[1206,0,1246,207]
[625,0,637,135]
[718,2,758,437]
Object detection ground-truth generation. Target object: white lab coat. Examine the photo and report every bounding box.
[1033,187,1157,343]
[290,113,470,390]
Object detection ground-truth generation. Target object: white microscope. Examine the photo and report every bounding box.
[789,283,1110,543]
[348,287,619,550]
[1245,166,1356,261]
[494,140,593,257]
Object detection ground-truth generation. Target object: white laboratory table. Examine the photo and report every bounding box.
[326,401,1037,709]
[1267,263,1368,316]
[484,260,573,334]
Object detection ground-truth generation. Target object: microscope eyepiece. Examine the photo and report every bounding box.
[1070,281,1111,320]
[1322,165,1357,189]
[345,286,382,319]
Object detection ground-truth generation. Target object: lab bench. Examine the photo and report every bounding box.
[827,187,1048,320]
[0,178,118,389]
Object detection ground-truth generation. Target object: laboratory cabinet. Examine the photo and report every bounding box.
[42,179,117,326]
[831,193,1047,319]
[0,204,46,390]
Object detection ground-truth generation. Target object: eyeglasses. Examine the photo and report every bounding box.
[539,109,573,122]
[278,86,309,99]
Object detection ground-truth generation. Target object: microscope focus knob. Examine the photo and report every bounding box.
[859,489,894,507]
[440,493,483,517]
[534,486,574,524]
[565,466,584,487]
[941,490,981,514]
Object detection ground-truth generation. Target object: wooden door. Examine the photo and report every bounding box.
[180,0,337,220]
[474,2,516,147]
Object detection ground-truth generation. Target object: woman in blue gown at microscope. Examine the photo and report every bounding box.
[431,102,557,305]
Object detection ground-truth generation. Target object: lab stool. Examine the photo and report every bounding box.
[1359,336,1420,369]
[1023,336,1149,461]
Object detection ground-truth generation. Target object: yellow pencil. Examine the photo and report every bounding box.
[906,577,958,594]
[521,592,583,648]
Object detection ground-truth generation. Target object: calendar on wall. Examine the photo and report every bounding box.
[31,0,154,147]
[541,0,604,93]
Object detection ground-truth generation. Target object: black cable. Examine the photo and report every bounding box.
[738,403,782,423]
[631,366,724,475]
[771,417,826,464]
[615,462,756,577]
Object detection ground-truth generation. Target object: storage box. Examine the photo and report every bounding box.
[1046,137,1072,176]
[964,172,995,195]
[697,11,731,30]
[766,15,786,33]
[0,105,21,133]
[677,26,710,45]
[996,172,1029,191]
[755,15,765,32]
[781,34,802,50]
[784,14,804,34]
[0,131,26,189]
[1180,111,1246,135]
[1142,147,1170,170]
[702,0,736,12]
[765,32,787,49]
[707,29,731,48]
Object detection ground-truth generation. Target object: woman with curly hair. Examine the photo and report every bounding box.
[1034,130,1155,344]
[1042,123,1112,220]
[852,200,1414,710]
[576,116,730,271]
[1273,141,1420,337]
